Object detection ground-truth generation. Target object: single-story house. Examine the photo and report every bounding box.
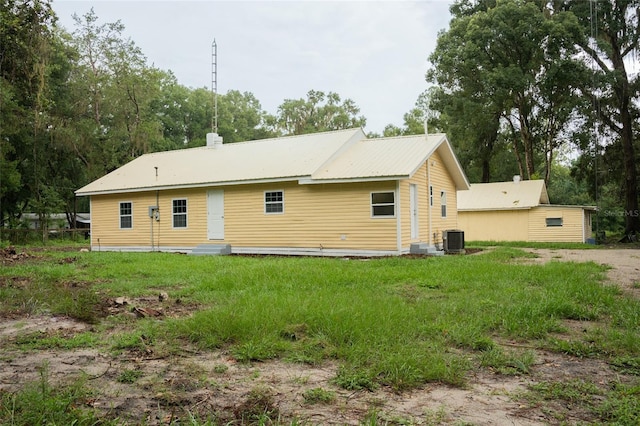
[76,128,470,256]
[457,178,596,243]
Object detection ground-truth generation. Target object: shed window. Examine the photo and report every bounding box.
[172,199,188,228]
[265,191,284,214]
[371,192,395,217]
[546,217,563,227]
[119,202,132,229]
[441,191,447,218]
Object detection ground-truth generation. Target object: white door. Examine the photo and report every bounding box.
[410,184,418,239]
[207,190,224,240]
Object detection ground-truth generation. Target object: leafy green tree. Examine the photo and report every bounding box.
[217,90,276,142]
[428,0,584,185]
[275,90,366,136]
[0,0,58,228]
[562,0,640,236]
[69,9,167,166]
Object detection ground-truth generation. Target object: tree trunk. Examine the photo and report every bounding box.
[620,108,639,234]
[607,22,639,235]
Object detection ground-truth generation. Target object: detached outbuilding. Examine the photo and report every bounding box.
[457,178,596,243]
[76,128,470,256]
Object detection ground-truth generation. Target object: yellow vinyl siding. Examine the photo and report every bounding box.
[90,164,470,252]
[90,188,208,248]
[458,207,588,243]
[528,207,585,243]
[458,210,529,241]
[224,181,398,250]
[427,151,459,243]
[398,153,461,249]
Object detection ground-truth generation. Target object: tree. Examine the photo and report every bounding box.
[275,90,366,136]
[217,90,276,142]
[379,89,445,138]
[0,0,58,228]
[428,0,584,185]
[563,0,640,236]
[67,9,166,172]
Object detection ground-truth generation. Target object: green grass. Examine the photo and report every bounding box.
[525,380,640,425]
[468,240,600,249]
[302,387,336,404]
[0,364,115,426]
[2,246,640,423]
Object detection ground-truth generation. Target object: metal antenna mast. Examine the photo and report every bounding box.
[211,39,218,134]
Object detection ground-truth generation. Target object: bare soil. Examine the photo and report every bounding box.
[1,247,639,425]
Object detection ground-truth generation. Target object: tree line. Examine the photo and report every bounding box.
[1,0,638,237]
[426,0,639,237]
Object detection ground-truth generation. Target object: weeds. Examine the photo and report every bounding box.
[117,368,143,384]
[302,387,335,404]
[479,347,535,375]
[526,379,640,425]
[0,363,111,426]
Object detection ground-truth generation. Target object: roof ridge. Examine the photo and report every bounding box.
[219,127,363,147]
[372,133,447,142]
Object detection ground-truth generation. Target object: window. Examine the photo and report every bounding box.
[429,185,434,207]
[546,217,563,227]
[371,191,395,217]
[265,191,284,214]
[440,191,447,218]
[119,202,132,229]
[172,199,187,228]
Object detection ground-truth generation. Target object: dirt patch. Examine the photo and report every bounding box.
[524,248,640,298]
[1,248,639,424]
[0,246,38,265]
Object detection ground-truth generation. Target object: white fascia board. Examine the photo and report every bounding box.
[299,175,408,185]
[76,177,305,197]
[458,206,534,212]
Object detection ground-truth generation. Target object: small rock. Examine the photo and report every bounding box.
[158,291,169,302]
[114,297,130,306]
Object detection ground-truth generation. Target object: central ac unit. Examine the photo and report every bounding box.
[443,230,465,253]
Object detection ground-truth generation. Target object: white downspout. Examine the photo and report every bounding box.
[427,159,433,246]
[396,181,402,253]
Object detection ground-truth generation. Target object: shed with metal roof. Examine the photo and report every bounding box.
[457,179,596,243]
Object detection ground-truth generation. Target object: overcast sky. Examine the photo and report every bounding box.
[52,0,454,135]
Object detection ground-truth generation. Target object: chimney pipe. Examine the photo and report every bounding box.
[206,132,223,148]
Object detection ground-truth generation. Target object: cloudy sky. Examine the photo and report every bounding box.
[52,0,454,135]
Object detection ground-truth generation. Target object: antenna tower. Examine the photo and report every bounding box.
[211,39,218,133]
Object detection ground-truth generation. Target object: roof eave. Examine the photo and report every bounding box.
[75,176,305,197]
[458,206,534,211]
[300,175,409,185]
[432,136,470,190]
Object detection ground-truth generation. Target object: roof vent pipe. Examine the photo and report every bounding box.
[513,175,521,183]
[206,132,223,148]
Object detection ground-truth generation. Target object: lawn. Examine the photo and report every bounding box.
[1,246,639,424]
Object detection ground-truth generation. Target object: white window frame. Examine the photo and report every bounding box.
[172,198,188,228]
[119,201,133,229]
[264,190,284,214]
[440,191,447,218]
[429,185,434,207]
[371,191,396,218]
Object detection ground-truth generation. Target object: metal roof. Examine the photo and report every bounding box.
[307,133,470,189]
[457,179,550,211]
[76,128,470,196]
